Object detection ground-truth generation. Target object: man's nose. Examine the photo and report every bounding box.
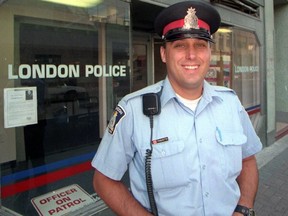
[186,47,197,60]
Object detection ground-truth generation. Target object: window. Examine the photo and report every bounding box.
[232,29,260,110]
[0,0,130,215]
[208,27,261,114]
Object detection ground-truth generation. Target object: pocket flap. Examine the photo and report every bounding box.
[140,140,184,159]
[216,127,247,146]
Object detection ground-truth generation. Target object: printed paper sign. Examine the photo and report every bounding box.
[31,184,95,216]
[4,87,37,128]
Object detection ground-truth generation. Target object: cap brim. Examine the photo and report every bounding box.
[164,28,215,43]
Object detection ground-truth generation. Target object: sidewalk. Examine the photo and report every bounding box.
[255,135,288,216]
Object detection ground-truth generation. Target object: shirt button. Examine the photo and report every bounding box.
[205,192,209,197]
[199,138,202,143]
[202,165,206,170]
[161,150,166,156]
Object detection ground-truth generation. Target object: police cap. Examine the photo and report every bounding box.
[154,1,221,42]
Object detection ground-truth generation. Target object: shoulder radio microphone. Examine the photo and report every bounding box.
[142,92,161,216]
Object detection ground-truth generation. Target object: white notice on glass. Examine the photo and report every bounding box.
[4,87,38,128]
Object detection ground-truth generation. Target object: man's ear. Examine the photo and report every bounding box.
[160,46,166,63]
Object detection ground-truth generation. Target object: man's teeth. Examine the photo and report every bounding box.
[184,65,198,69]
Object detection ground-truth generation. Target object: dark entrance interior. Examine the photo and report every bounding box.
[131,0,164,32]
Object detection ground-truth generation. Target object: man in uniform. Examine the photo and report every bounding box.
[92,1,262,215]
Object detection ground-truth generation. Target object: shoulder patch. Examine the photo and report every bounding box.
[108,105,126,135]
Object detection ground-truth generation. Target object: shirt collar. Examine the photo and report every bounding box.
[161,77,177,107]
[202,80,223,102]
[161,77,225,107]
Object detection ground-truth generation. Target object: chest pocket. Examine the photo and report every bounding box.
[216,129,247,179]
[140,140,190,191]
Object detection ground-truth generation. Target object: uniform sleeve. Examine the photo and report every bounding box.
[91,99,135,180]
[239,104,263,158]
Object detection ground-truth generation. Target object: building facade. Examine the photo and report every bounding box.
[273,0,288,141]
[0,0,284,215]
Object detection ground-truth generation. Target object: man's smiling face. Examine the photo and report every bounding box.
[160,38,211,99]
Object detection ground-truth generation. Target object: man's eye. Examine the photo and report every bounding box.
[174,44,185,48]
[195,43,208,48]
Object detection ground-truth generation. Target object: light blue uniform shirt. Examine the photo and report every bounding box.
[92,77,262,216]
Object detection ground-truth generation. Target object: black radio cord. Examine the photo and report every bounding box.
[145,115,158,216]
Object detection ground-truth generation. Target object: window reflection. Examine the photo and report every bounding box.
[208,28,260,110]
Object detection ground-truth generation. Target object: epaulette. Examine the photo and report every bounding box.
[121,81,164,103]
[213,85,236,95]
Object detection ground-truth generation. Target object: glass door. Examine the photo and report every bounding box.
[132,33,153,91]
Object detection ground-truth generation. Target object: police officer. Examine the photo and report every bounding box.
[92,1,262,215]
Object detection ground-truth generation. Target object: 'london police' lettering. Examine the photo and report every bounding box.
[8,64,127,79]
[234,65,259,73]
[85,65,126,77]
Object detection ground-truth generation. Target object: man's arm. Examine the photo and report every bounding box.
[93,169,152,216]
[233,155,259,216]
